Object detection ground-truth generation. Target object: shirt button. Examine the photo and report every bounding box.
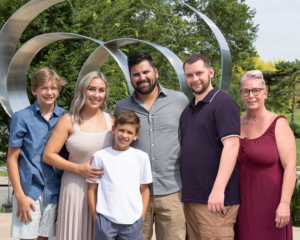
[152,158,155,160]
[45,185,47,187]
[150,129,153,131]
[48,132,50,134]
[149,115,152,118]
[46,171,48,174]
[152,144,154,146]
[153,172,155,174]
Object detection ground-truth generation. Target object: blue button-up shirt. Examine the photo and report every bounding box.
[8,101,68,206]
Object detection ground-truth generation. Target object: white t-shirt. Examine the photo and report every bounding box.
[86,147,153,224]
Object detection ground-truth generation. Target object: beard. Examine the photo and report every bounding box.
[133,79,158,95]
[188,74,211,95]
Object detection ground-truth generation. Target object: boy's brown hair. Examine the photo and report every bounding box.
[114,110,141,133]
[31,67,67,91]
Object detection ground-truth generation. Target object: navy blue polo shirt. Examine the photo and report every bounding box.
[180,87,241,206]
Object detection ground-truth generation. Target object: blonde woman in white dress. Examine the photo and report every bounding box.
[43,71,115,240]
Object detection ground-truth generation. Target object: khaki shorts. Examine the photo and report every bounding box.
[142,190,186,240]
[184,203,239,240]
[11,192,57,239]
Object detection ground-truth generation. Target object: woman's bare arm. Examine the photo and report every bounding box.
[42,114,103,181]
[275,117,297,229]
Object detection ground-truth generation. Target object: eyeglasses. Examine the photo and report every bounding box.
[240,88,265,97]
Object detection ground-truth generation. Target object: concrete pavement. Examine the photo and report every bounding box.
[0,213,299,240]
[0,213,156,240]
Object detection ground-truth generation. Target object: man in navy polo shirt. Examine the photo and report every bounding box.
[180,54,241,240]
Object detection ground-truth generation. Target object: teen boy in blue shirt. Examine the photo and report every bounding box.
[7,67,68,240]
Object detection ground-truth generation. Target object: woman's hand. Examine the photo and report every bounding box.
[78,157,104,182]
[275,202,290,229]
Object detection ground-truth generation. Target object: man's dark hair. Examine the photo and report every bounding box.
[128,52,156,73]
[114,109,141,133]
[183,54,211,70]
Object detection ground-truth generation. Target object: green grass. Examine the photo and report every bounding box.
[0,171,8,177]
[287,108,300,123]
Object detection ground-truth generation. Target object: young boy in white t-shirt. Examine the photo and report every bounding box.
[87,110,153,240]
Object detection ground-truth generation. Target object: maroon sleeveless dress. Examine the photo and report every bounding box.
[236,116,293,240]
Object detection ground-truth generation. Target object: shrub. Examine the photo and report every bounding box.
[291,178,300,226]
[295,129,300,138]
[289,122,300,134]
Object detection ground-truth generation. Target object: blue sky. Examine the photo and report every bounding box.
[245,0,300,62]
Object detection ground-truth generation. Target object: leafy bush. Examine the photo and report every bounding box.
[291,178,300,226]
[0,206,12,213]
[295,129,300,138]
[289,122,300,134]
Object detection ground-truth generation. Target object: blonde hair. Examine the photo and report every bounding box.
[70,71,108,125]
[31,67,67,91]
[240,70,266,89]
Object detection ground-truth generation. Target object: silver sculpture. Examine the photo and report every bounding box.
[0,0,232,117]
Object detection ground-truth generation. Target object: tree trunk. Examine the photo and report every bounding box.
[292,84,296,122]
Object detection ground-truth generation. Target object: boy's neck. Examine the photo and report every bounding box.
[112,144,130,152]
[37,100,55,121]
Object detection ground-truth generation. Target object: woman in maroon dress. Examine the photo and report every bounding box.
[236,70,296,240]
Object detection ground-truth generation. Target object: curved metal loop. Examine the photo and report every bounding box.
[178,1,232,93]
[0,0,233,116]
[76,45,134,94]
[0,0,64,116]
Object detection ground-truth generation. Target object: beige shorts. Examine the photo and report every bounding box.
[142,190,186,240]
[11,191,57,239]
[184,203,239,240]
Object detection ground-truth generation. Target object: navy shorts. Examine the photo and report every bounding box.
[94,214,144,240]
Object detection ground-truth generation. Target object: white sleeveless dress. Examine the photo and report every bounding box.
[56,112,114,240]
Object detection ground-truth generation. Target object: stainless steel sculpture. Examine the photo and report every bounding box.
[0,0,232,117]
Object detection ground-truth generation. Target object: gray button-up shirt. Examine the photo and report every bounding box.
[114,84,189,195]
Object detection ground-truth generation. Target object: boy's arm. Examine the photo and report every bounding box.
[7,147,36,224]
[87,183,98,222]
[140,184,150,221]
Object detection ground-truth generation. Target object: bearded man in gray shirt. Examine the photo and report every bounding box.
[114,52,189,240]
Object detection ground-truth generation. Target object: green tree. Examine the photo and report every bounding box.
[263,60,300,122]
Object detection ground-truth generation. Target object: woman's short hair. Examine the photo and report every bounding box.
[70,71,108,125]
[240,70,266,89]
[31,67,67,91]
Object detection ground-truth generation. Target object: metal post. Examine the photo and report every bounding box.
[8,178,11,204]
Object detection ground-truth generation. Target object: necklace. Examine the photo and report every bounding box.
[247,117,259,122]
